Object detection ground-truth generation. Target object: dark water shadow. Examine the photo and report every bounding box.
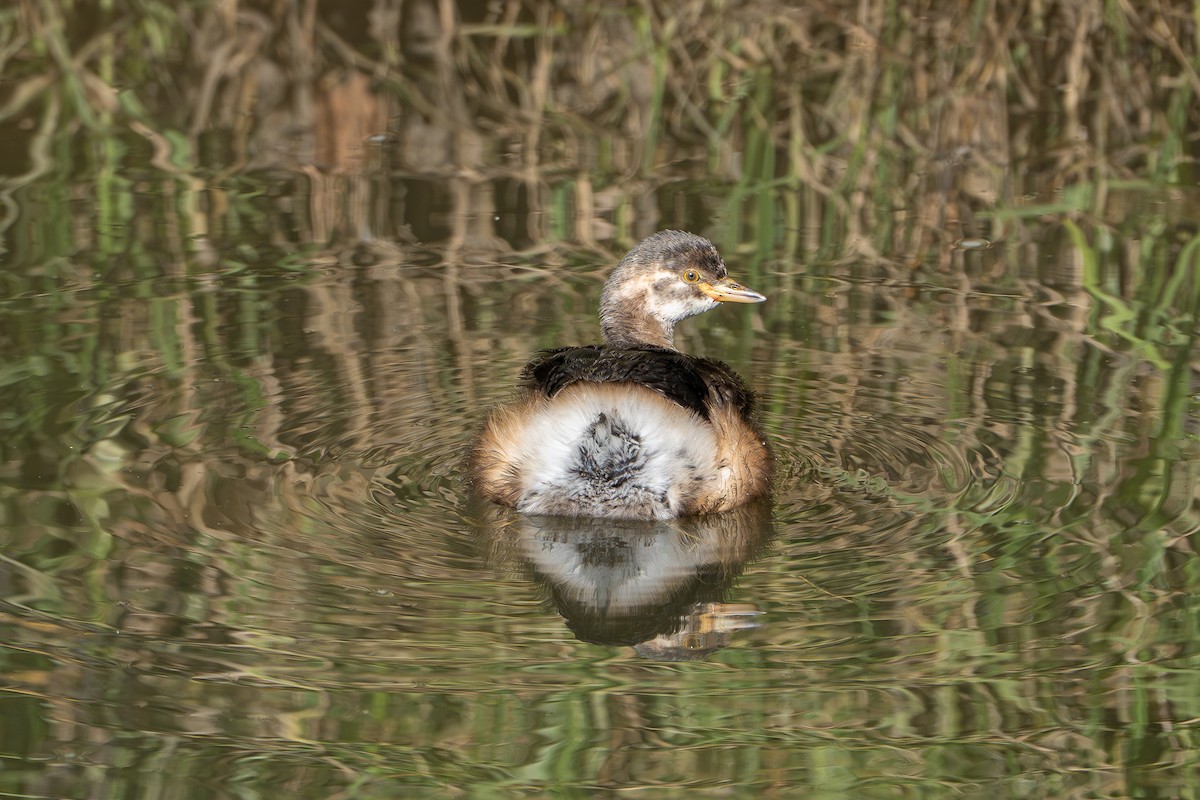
[470,498,775,660]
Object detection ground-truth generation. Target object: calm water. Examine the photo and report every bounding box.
[3,3,1200,798]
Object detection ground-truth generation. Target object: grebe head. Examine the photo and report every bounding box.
[599,231,765,349]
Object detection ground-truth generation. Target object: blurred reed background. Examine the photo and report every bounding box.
[2,0,1196,549]
[3,0,1197,260]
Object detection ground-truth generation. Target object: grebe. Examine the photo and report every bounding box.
[468,230,771,520]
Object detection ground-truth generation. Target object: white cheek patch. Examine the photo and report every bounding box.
[656,294,719,323]
[612,274,718,324]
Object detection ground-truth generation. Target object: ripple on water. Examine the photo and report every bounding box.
[767,398,1002,512]
[51,339,488,641]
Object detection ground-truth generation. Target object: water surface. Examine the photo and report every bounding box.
[2,2,1199,797]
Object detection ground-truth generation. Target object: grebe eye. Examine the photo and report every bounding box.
[683,269,700,283]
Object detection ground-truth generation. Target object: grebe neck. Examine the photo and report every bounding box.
[599,304,676,350]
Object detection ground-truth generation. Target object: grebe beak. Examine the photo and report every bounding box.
[700,277,766,304]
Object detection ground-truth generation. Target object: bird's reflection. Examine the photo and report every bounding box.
[472,499,774,660]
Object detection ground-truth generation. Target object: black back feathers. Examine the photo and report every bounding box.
[520,345,756,422]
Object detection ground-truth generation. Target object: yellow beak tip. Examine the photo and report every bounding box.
[701,281,767,304]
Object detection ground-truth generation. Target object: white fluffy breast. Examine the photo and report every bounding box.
[508,383,721,518]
